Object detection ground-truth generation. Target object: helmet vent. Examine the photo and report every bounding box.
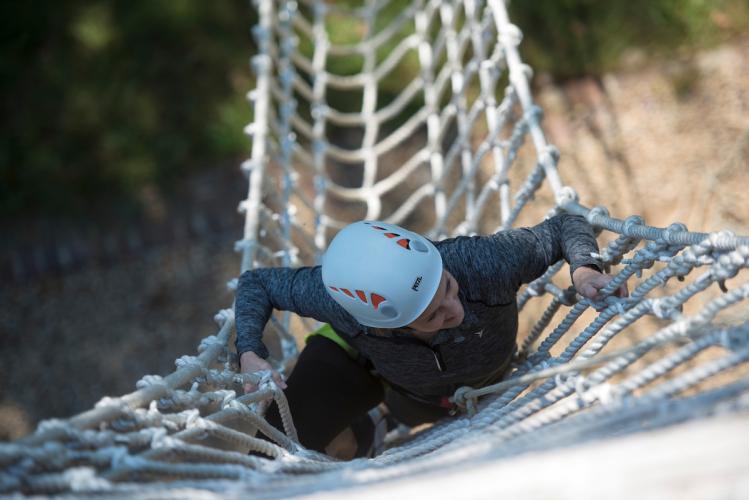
[379,305,397,319]
[410,240,428,253]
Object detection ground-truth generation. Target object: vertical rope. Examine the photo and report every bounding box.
[311,1,331,258]
[416,1,446,233]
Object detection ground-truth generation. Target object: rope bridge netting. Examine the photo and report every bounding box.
[3,0,749,496]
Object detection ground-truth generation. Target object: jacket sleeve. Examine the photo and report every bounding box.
[442,214,602,306]
[234,265,359,358]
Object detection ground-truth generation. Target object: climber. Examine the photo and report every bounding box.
[235,214,628,457]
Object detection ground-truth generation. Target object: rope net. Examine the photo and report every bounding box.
[3,0,749,496]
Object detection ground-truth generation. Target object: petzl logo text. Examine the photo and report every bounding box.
[411,276,423,291]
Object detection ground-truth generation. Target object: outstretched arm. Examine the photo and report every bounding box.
[235,265,358,391]
[441,213,624,304]
[510,213,626,300]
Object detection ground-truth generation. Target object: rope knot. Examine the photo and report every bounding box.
[174,355,204,373]
[94,396,128,412]
[707,230,736,250]
[35,418,70,436]
[719,326,749,351]
[226,398,251,415]
[451,386,478,416]
[500,24,523,47]
[555,375,620,406]
[543,145,560,163]
[517,351,551,373]
[586,205,609,225]
[135,374,166,390]
[622,215,645,234]
[185,411,212,431]
[65,466,112,492]
[226,278,239,291]
[580,383,621,406]
[213,309,235,327]
[199,334,226,353]
[555,186,579,207]
[250,54,271,74]
[234,239,256,253]
[650,298,682,320]
[661,222,688,244]
[560,286,579,307]
[602,295,627,315]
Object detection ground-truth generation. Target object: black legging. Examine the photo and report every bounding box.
[264,335,450,453]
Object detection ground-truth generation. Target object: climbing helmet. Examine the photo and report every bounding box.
[321,220,443,328]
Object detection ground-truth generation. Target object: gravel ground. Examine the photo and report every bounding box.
[0,240,240,439]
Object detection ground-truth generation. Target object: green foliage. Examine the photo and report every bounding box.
[509,0,749,80]
[0,1,254,218]
[1,0,747,218]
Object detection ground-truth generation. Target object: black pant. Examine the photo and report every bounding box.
[264,335,450,453]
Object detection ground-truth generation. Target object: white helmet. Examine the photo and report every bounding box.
[322,220,443,328]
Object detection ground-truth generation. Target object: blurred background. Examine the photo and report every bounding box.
[1,0,748,440]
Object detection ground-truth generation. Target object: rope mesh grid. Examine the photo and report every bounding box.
[3,0,749,496]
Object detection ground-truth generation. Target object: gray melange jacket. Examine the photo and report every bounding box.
[235,214,602,399]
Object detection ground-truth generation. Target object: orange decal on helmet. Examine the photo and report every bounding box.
[355,290,367,303]
[368,225,413,251]
[371,293,386,309]
[341,288,355,298]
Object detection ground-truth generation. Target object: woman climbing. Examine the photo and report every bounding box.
[235,214,628,457]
